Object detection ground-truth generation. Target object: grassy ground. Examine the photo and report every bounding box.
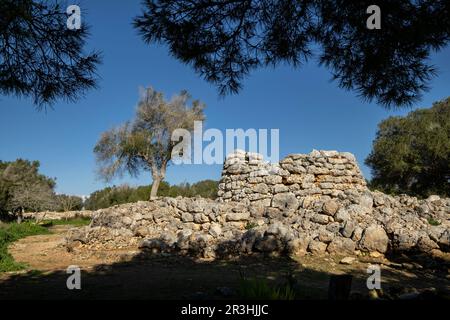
[38,217,91,228]
[0,222,50,272]
[0,218,90,272]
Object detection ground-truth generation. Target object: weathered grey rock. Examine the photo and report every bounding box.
[226,211,250,221]
[181,212,194,223]
[194,213,210,224]
[254,235,283,252]
[249,204,265,218]
[265,207,281,219]
[347,204,371,216]
[392,229,420,251]
[326,222,341,233]
[286,236,310,256]
[264,175,283,185]
[271,193,299,211]
[318,230,335,244]
[427,195,441,202]
[139,239,167,252]
[335,208,350,223]
[273,184,289,193]
[437,229,450,248]
[311,214,330,225]
[252,183,269,194]
[341,221,356,238]
[340,257,356,265]
[322,200,339,216]
[266,222,290,238]
[327,237,356,255]
[417,235,439,251]
[209,224,222,237]
[360,225,389,253]
[352,227,364,242]
[359,193,374,210]
[308,240,328,254]
[134,226,151,237]
[240,229,263,253]
[176,229,192,250]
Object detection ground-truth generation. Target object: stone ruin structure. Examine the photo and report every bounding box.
[217,149,367,204]
[67,150,450,259]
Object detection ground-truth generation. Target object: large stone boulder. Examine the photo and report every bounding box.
[360,225,389,253]
[271,193,299,211]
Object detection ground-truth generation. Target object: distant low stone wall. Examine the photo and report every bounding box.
[24,210,94,221]
[66,151,450,259]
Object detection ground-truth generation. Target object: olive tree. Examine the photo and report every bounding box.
[94,87,205,199]
[0,159,56,222]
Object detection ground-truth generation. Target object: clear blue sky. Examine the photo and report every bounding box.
[1,0,449,196]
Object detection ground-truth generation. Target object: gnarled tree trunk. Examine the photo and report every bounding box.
[150,175,161,200]
[149,161,168,200]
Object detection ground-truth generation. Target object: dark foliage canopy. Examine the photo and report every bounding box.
[366,97,450,197]
[0,159,56,214]
[0,0,100,107]
[0,159,83,216]
[134,0,450,108]
[84,180,218,210]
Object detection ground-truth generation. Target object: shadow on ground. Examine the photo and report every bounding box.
[0,236,449,300]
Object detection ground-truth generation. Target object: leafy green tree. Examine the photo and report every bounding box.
[134,0,450,108]
[84,180,219,210]
[0,0,101,107]
[55,194,83,212]
[0,159,57,221]
[366,97,450,197]
[94,87,205,199]
[83,187,113,210]
[189,180,219,199]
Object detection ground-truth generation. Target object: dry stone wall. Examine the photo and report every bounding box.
[24,210,94,221]
[66,151,450,259]
[218,150,367,204]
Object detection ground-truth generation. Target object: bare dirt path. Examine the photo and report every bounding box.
[7,225,138,271]
[1,225,449,300]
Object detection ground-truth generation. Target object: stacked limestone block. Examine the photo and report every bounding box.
[67,186,449,259]
[218,150,367,205]
[23,210,94,221]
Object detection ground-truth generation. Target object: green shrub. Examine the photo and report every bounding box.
[245,222,258,230]
[428,217,441,226]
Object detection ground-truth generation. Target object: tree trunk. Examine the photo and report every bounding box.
[16,207,24,224]
[150,161,168,200]
[150,176,161,200]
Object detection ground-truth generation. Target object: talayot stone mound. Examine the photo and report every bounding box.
[66,150,450,258]
[217,149,367,203]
